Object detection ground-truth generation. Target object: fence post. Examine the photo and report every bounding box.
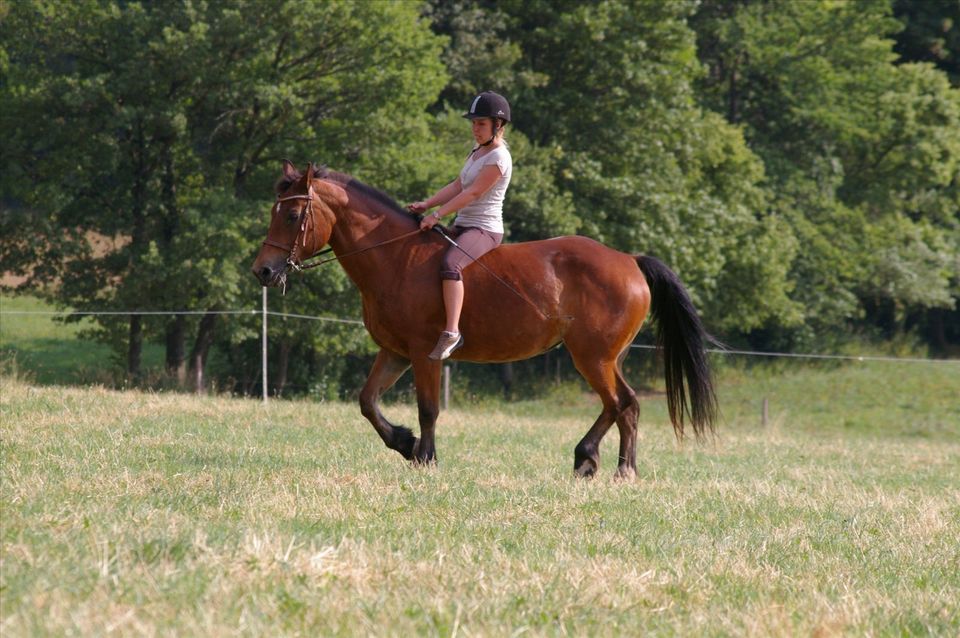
[262,287,268,404]
[762,397,769,427]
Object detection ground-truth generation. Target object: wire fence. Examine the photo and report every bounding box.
[3,302,958,409]
[3,307,958,364]
[1,308,364,324]
[0,302,960,427]
[627,344,958,365]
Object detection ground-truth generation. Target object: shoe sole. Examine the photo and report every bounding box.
[428,334,464,361]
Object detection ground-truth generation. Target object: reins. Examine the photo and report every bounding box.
[295,228,423,270]
[265,184,423,273]
[265,183,564,320]
[432,227,570,321]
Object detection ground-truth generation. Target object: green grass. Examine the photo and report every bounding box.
[0,295,113,385]
[2,360,958,636]
[0,295,163,386]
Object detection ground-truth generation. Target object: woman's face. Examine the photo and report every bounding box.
[471,117,495,144]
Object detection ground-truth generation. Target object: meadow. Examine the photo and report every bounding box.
[1,297,959,635]
[2,362,958,636]
[0,295,163,386]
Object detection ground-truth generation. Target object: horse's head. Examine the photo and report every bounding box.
[251,160,341,288]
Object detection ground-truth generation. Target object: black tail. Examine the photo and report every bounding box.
[636,255,718,440]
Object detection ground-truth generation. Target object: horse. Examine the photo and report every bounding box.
[252,161,716,479]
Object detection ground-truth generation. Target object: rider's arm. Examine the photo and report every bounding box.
[426,178,463,208]
[410,178,462,213]
[433,165,501,219]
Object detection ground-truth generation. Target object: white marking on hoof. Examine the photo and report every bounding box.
[574,462,596,478]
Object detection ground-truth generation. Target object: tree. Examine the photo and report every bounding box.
[894,0,960,86]
[1,0,450,388]
[440,0,800,332]
[692,0,960,348]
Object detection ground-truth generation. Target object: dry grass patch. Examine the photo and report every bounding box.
[2,377,958,636]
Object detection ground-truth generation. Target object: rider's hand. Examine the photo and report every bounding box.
[407,201,429,214]
[419,212,440,231]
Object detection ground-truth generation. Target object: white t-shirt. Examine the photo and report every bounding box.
[454,145,512,234]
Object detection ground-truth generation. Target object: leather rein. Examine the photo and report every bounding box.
[263,183,564,319]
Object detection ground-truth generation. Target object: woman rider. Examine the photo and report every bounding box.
[408,91,513,360]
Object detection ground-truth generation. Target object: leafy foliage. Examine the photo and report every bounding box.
[1,0,957,396]
[1,0,448,390]
[693,0,960,346]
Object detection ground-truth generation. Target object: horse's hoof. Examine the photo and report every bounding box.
[614,466,637,481]
[574,460,597,478]
[392,427,417,460]
[412,445,439,467]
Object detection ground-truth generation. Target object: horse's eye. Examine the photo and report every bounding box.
[287,209,301,224]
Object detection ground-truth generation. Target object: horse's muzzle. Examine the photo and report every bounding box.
[253,263,285,287]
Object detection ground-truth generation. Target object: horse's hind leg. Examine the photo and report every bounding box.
[359,348,415,460]
[567,347,640,479]
[567,356,621,477]
[613,370,639,480]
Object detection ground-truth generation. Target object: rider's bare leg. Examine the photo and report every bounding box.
[442,279,464,334]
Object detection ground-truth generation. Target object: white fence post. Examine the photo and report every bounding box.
[262,287,268,404]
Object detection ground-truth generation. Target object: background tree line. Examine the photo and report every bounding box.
[1,0,958,397]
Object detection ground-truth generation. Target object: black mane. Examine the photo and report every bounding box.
[273,164,330,195]
[346,177,414,218]
[323,170,418,221]
[274,165,417,221]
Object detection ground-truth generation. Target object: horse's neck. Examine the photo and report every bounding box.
[326,193,418,288]
[328,201,415,250]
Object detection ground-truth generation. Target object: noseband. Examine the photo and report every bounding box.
[262,185,315,272]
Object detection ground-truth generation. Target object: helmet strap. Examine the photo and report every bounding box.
[478,119,500,147]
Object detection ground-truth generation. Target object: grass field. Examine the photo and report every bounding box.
[0,295,163,386]
[2,356,959,636]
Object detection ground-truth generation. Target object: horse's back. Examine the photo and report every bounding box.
[456,235,651,362]
[486,236,645,289]
[496,234,631,260]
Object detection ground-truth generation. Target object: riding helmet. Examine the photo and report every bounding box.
[463,91,511,123]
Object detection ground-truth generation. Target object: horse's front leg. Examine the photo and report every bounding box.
[359,348,415,459]
[410,357,442,465]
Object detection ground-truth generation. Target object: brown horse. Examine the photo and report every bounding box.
[252,161,716,478]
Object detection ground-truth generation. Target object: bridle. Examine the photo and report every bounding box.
[261,176,562,319]
[262,184,316,273]
[262,181,421,274]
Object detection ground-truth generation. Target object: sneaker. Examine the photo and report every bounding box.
[428,331,464,360]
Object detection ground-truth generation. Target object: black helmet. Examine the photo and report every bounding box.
[463,91,511,123]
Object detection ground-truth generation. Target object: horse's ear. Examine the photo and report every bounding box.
[282,159,299,182]
[305,162,316,182]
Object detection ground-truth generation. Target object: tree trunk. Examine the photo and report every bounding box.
[929,308,948,353]
[128,314,142,381]
[126,118,148,385]
[188,311,217,394]
[727,64,740,123]
[165,315,187,386]
[234,164,248,199]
